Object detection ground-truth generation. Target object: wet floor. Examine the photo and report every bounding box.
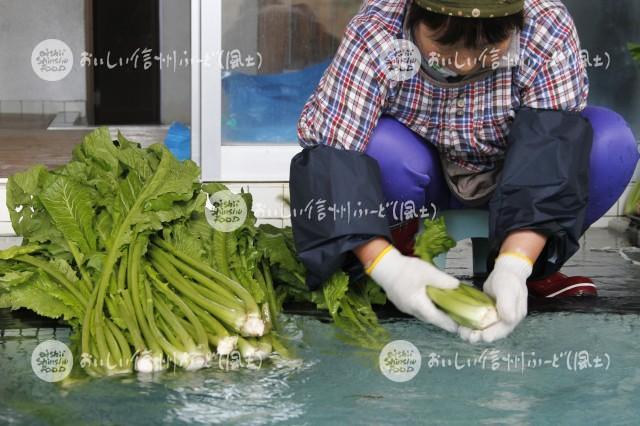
[2,312,640,425]
[1,228,640,425]
[445,227,640,314]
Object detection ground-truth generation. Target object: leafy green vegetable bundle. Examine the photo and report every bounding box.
[0,129,287,375]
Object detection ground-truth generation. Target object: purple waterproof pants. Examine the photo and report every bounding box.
[365,107,639,228]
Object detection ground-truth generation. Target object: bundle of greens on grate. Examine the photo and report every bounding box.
[0,129,275,376]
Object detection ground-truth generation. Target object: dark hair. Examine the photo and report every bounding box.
[407,3,525,49]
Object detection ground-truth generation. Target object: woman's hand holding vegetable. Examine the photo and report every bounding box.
[459,230,544,343]
[356,239,461,333]
[458,253,532,343]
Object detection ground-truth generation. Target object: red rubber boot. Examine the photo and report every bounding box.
[526,272,598,297]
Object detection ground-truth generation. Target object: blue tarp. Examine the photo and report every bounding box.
[164,121,191,160]
[222,59,331,143]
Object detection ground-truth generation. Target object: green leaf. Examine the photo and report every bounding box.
[74,127,120,172]
[50,258,81,285]
[201,182,228,195]
[363,278,387,306]
[256,225,305,275]
[95,210,114,251]
[6,166,61,242]
[86,253,106,272]
[212,229,232,275]
[629,42,640,63]
[321,272,350,317]
[6,164,48,208]
[116,132,153,180]
[87,139,200,268]
[0,293,11,308]
[0,270,35,288]
[162,222,205,261]
[333,293,389,350]
[0,245,42,260]
[3,273,81,320]
[413,217,456,264]
[39,175,98,255]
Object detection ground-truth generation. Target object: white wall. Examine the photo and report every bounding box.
[159,0,191,124]
[0,0,192,122]
[0,0,86,104]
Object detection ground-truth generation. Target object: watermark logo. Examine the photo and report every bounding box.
[378,39,421,82]
[425,349,612,373]
[218,350,264,371]
[31,339,73,382]
[291,198,437,224]
[204,190,248,233]
[31,39,73,82]
[379,340,422,382]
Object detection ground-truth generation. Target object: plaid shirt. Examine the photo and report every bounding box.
[297,0,589,172]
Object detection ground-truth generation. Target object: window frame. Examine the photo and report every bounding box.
[191,0,302,182]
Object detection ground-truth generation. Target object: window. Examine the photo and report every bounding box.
[192,0,362,181]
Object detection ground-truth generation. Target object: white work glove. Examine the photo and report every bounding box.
[367,245,460,333]
[458,253,533,343]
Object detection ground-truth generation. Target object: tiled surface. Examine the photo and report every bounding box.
[445,227,640,315]
[0,100,85,117]
[246,184,284,219]
[224,183,249,194]
[0,236,21,249]
[64,101,86,116]
[21,101,43,115]
[0,181,8,222]
[632,162,640,183]
[0,101,22,114]
[604,199,619,218]
[590,216,613,228]
[43,101,65,115]
[256,218,284,227]
[0,223,13,236]
[0,113,55,130]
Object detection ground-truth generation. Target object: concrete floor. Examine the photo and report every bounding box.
[0,114,168,177]
[446,227,640,314]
